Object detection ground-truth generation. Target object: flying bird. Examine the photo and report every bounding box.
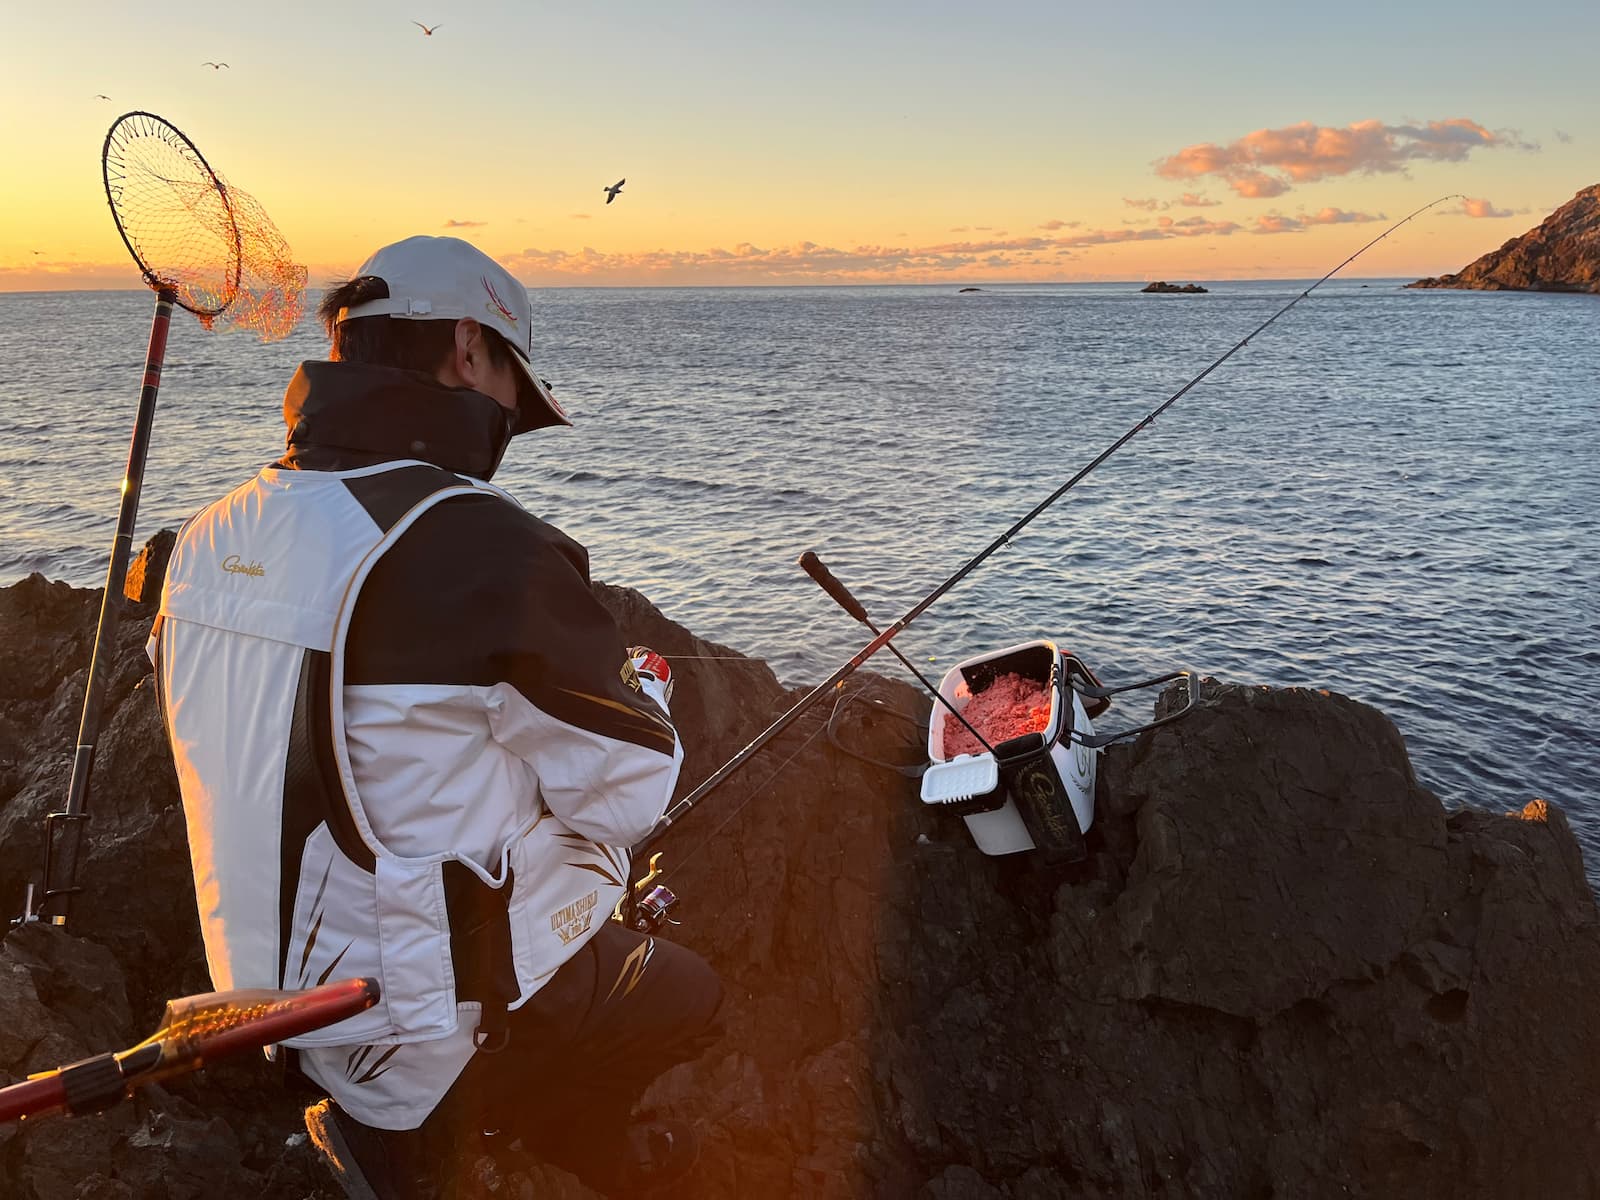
[413,21,440,35]
[603,178,625,205]
[202,62,229,69]
[94,94,111,100]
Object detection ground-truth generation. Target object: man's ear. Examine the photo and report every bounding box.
[452,318,487,387]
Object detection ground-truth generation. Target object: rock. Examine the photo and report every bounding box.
[1408,184,1600,292]
[958,287,982,293]
[122,530,175,608]
[1140,281,1209,293]
[3,535,1599,1198]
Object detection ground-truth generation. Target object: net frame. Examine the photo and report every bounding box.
[101,111,242,319]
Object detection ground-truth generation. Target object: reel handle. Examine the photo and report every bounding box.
[799,551,870,625]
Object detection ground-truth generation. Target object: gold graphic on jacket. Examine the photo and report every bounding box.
[557,684,675,752]
[550,888,600,945]
[605,936,657,1002]
[556,832,629,892]
[221,554,265,578]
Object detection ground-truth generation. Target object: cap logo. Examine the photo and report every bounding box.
[482,276,518,326]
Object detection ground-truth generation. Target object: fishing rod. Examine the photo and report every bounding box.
[618,194,1460,922]
[0,977,378,1123]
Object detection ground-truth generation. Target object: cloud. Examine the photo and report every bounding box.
[443,218,487,229]
[1555,129,1573,144]
[948,226,970,233]
[1461,197,1514,219]
[1253,214,1305,235]
[1124,197,1164,211]
[1036,218,1081,230]
[1305,207,1385,224]
[1154,118,1531,197]
[487,219,1260,284]
[570,213,592,220]
[0,259,144,289]
[1177,193,1221,207]
[1155,216,1246,237]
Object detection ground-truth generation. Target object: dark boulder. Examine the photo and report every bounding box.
[1409,184,1600,293]
[3,535,1599,1198]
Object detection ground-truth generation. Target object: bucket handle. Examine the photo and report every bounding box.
[1060,658,1202,750]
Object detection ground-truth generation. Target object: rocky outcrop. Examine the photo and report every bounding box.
[1140,282,1208,294]
[1408,184,1600,292]
[4,537,1600,1198]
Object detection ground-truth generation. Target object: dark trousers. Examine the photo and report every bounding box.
[424,923,724,1190]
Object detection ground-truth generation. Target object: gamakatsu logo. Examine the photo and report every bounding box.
[550,889,599,945]
[221,555,265,578]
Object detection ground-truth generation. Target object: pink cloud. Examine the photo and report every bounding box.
[1178,193,1220,207]
[1461,197,1513,218]
[443,219,486,228]
[1124,197,1164,211]
[486,219,1259,284]
[1036,218,1080,230]
[1154,117,1527,198]
[1253,214,1305,235]
[1305,207,1385,224]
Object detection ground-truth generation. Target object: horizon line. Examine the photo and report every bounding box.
[0,272,1433,297]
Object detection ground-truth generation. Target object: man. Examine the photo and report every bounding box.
[149,236,723,1197]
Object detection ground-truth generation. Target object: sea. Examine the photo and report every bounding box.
[2,281,1597,873]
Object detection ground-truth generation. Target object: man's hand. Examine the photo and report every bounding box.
[628,646,674,706]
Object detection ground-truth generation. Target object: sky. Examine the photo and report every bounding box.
[2,0,1596,289]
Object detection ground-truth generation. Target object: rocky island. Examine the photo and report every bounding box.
[3,536,1599,1198]
[1140,281,1208,294]
[1409,183,1600,293]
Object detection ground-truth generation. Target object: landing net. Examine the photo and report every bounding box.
[102,111,305,340]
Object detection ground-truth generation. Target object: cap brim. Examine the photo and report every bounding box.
[508,349,572,433]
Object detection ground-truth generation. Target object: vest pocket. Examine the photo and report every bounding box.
[505,816,628,1000]
[281,824,457,1046]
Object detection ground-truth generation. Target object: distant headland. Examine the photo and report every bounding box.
[1140,281,1209,293]
[1409,183,1600,293]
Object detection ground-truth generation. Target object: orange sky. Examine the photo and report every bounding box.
[2,3,1595,289]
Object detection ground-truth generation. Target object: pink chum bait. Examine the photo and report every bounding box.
[942,672,1051,757]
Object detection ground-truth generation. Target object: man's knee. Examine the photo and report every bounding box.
[593,925,724,1049]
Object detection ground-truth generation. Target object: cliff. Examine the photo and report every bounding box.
[4,537,1600,1199]
[1409,184,1600,293]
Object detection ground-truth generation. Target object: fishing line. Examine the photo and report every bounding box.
[663,698,839,871]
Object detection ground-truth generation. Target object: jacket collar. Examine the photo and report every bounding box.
[277,361,514,480]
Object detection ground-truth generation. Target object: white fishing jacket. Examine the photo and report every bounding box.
[150,362,683,1127]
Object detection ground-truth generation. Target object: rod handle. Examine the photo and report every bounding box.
[798,551,870,625]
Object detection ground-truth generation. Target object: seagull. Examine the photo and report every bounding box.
[603,178,625,205]
[94,94,111,100]
[413,21,440,35]
[202,62,229,69]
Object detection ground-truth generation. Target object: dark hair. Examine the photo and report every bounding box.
[318,276,513,374]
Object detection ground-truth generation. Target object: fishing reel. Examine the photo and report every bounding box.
[612,852,680,934]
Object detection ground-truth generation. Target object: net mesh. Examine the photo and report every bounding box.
[102,112,305,341]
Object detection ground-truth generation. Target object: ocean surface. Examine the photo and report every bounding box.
[2,282,1597,872]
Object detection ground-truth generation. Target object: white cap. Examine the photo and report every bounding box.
[336,235,571,432]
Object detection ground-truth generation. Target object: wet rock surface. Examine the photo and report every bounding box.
[3,536,1599,1198]
[1409,183,1600,293]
